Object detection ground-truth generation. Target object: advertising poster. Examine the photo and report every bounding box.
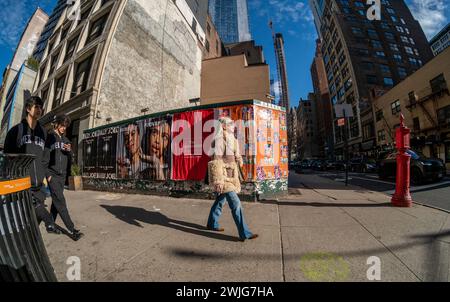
[255,107,275,181]
[116,120,145,180]
[141,116,172,181]
[82,132,98,177]
[172,110,215,181]
[97,126,119,179]
[214,105,256,181]
[274,110,289,179]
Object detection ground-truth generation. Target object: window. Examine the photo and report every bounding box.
[356,48,369,56]
[368,29,378,39]
[363,123,374,140]
[60,24,71,41]
[86,13,109,44]
[446,142,450,163]
[65,35,79,62]
[71,54,94,98]
[391,99,401,115]
[41,87,49,107]
[430,74,447,93]
[53,74,66,109]
[385,32,395,40]
[350,118,359,137]
[390,43,399,51]
[398,67,407,79]
[352,27,363,35]
[408,91,417,105]
[438,105,450,126]
[376,110,383,122]
[379,64,390,73]
[344,78,353,91]
[366,75,377,84]
[376,51,386,58]
[393,54,402,63]
[362,61,374,70]
[413,118,420,132]
[371,40,382,48]
[409,57,419,66]
[378,130,386,142]
[383,77,394,87]
[48,52,59,75]
[80,7,92,22]
[404,46,413,55]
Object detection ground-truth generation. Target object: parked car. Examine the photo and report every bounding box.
[378,150,446,185]
[289,161,302,173]
[325,160,336,170]
[349,158,378,173]
[301,159,314,169]
[311,159,327,171]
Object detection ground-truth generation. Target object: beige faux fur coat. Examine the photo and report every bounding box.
[208,132,243,194]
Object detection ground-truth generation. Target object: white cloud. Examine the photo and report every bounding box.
[249,0,315,40]
[250,0,314,25]
[0,0,53,51]
[408,0,448,38]
[0,0,28,50]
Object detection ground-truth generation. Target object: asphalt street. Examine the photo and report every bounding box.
[305,170,450,212]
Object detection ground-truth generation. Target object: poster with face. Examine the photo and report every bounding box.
[82,132,98,177]
[117,121,145,180]
[97,126,119,179]
[140,116,172,181]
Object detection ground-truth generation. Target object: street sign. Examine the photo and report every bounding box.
[338,118,345,126]
[334,104,354,118]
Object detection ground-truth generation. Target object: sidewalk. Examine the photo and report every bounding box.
[41,173,450,282]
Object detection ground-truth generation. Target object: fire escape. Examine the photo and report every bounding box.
[406,79,450,136]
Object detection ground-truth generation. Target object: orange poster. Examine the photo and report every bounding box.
[215,105,256,181]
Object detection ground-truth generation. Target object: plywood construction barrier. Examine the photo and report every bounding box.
[82,100,288,201]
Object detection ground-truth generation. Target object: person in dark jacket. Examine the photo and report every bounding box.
[45,114,83,241]
[3,96,60,234]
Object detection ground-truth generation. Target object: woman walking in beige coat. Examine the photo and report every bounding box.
[207,116,258,241]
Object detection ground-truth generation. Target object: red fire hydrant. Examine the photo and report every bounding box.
[391,114,413,207]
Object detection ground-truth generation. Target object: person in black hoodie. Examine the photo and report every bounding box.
[45,114,83,241]
[3,96,60,234]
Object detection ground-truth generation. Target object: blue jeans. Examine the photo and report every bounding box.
[207,192,253,240]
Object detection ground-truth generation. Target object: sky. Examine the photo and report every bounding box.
[0,0,449,109]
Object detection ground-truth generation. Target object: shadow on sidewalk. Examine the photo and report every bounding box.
[260,200,392,208]
[100,205,239,242]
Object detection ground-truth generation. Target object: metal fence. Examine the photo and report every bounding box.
[0,154,57,282]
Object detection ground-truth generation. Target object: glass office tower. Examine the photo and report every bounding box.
[209,0,252,44]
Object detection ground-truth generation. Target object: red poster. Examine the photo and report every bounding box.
[171,110,214,181]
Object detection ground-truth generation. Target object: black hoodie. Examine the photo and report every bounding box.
[3,119,47,188]
[44,130,72,178]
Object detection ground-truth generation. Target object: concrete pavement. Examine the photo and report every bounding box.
[41,173,450,282]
